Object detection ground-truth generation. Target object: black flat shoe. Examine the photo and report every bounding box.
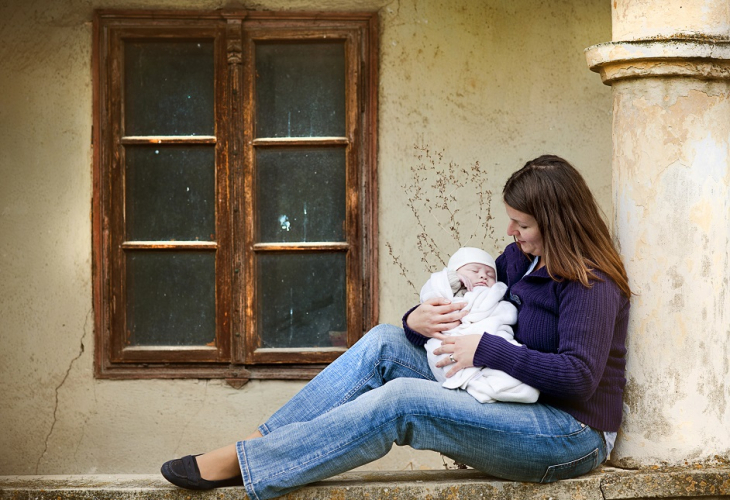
[161,454,243,490]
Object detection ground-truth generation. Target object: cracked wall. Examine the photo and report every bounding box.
[0,0,612,474]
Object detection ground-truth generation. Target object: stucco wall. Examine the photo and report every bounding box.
[0,0,612,474]
[378,0,613,322]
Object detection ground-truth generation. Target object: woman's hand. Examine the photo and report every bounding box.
[406,298,468,339]
[434,334,482,378]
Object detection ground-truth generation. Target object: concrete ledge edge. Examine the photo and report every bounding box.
[1,466,730,500]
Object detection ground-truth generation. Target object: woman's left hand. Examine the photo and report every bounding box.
[434,334,482,378]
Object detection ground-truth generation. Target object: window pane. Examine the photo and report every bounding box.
[126,146,215,241]
[126,252,216,346]
[256,42,345,138]
[257,148,346,243]
[125,41,214,136]
[257,253,346,348]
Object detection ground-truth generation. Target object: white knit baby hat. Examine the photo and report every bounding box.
[447,247,497,279]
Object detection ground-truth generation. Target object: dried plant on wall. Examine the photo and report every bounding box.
[386,144,505,294]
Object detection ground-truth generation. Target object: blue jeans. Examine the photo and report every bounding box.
[236,324,606,500]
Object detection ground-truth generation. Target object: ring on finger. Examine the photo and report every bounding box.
[449,353,456,364]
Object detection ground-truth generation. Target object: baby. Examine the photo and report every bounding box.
[420,247,539,404]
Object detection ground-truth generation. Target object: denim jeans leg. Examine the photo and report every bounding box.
[259,324,435,435]
[237,376,606,500]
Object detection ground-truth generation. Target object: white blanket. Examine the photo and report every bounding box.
[420,269,539,404]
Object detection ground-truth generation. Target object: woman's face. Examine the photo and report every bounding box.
[505,203,544,257]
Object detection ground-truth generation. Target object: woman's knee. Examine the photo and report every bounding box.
[365,323,406,342]
[353,324,432,382]
[358,324,409,352]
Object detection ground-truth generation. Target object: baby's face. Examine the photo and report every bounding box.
[456,263,496,288]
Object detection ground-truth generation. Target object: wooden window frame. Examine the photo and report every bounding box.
[92,10,379,382]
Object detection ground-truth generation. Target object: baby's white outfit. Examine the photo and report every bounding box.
[420,269,540,404]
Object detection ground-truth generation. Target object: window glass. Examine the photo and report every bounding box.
[125,41,214,136]
[126,146,216,241]
[126,252,216,346]
[256,147,346,243]
[257,253,347,348]
[255,42,345,138]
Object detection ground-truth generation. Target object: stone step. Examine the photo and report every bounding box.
[1,466,729,500]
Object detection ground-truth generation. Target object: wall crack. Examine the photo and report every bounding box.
[34,307,92,474]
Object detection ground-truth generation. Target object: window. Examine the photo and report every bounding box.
[92,10,378,381]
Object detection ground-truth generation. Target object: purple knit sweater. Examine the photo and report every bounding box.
[403,243,630,431]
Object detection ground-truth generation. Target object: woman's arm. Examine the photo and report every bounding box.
[403,299,483,378]
[474,275,627,401]
[402,299,467,345]
[402,306,430,346]
[405,298,466,336]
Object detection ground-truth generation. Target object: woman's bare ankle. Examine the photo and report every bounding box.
[195,444,240,481]
[191,431,260,481]
[246,430,263,440]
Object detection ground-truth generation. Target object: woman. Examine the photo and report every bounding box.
[161,155,631,499]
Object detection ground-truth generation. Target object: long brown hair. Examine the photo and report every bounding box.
[503,155,631,298]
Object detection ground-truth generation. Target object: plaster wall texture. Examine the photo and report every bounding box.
[610,79,730,466]
[612,0,730,41]
[0,0,612,475]
[377,0,612,322]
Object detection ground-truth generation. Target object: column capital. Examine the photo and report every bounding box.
[585,39,730,85]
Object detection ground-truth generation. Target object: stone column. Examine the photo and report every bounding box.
[585,2,730,467]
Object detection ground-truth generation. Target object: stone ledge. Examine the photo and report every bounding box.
[1,466,729,500]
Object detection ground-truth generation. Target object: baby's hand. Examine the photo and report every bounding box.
[458,273,474,292]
